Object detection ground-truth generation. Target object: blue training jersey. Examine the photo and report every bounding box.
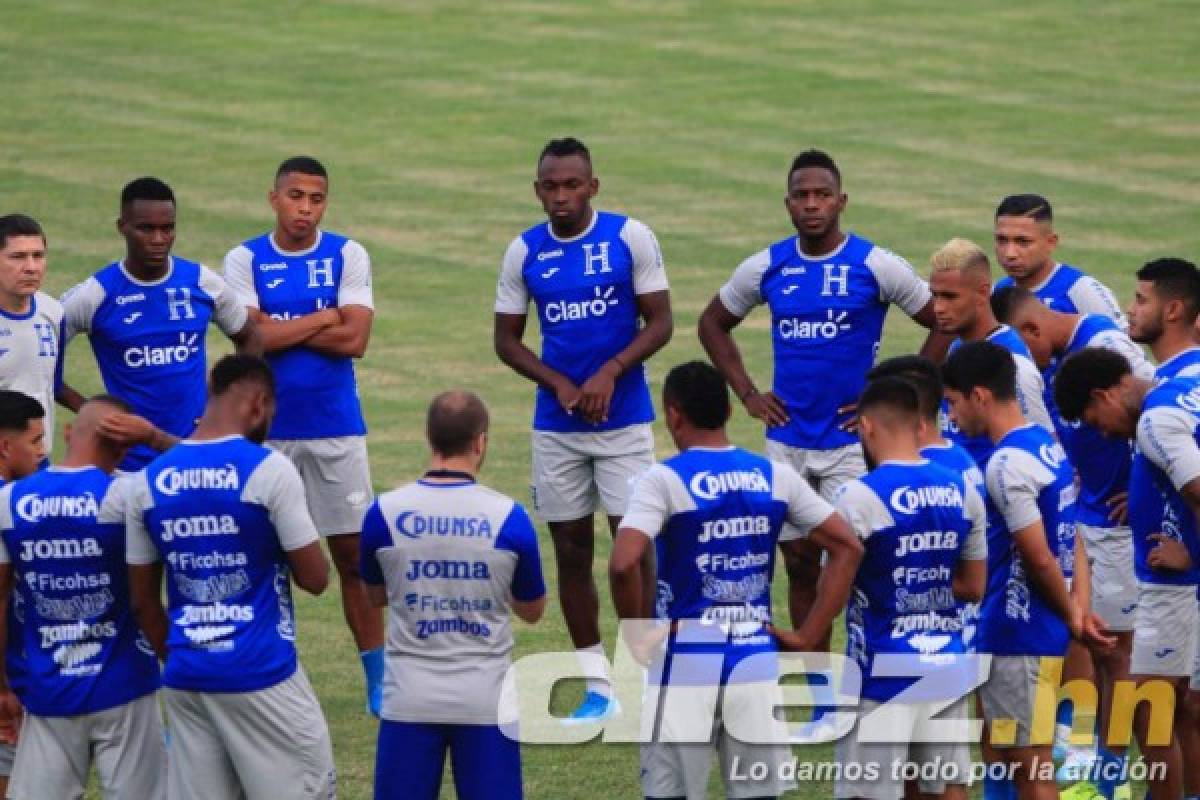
[994,263,1125,327]
[0,468,159,716]
[835,460,986,703]
[977,425,1076,657]
[125,436,321,693]
[1156,347,1200,381]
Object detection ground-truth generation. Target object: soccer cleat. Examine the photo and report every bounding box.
[563,691,619,724]
[1059,781,1104,800]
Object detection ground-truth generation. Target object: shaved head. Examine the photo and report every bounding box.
[426,390,489,457]
[991,285,1045,327]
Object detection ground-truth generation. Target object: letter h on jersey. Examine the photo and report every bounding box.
[165,287,196,321]
[581,242,612,276]
[821,264,850,297]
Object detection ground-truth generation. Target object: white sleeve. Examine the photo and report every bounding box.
[222,245,260,309]
[244,452,321,551]
[619,465,675,539]
[1086,328,1156,381]
[865,247,931,317]
[961,483,988,561]
[58,277,106,342]
[338,240,374,310]
[831,479,890,542]
[124,473,160,565]
[1068,277,1127,331]
[98,474,133,525]
[775,462,837,541]
[494,237,530,314]
[717,249,770,319]
[986,447,1053,533]
[1137,406,1200,491]
[198,266,249,336]
[621,219,669,295]
[0,484,13,563]
[1015,356,1054,433]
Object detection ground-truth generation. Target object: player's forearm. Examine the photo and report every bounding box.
[254,309,338,354]
[132,604,169,660]
[609,564,643,621]
[697,316,757,401]
[495,336,574,394]
[792,545,858,644]
[1071,536,1091,613]
[606,312,673,378]
[917,329,954,363]
[1026,555,1075,623]
[56,381,85,413]
[305,320,371,358]
[231,317,265,358]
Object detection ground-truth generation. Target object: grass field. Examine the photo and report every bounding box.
[3,1,1199,797]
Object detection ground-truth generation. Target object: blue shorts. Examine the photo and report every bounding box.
[374,720,521,800]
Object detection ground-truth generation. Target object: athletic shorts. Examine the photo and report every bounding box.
[834,697,972,800]
[979,654,1062,748]
[1131,583,1199,677]
[8,692,165,800]
[1080,524,1137,632]
[270,435,373,536]
[530,424,654,522]
[641,680,795,800]
[374,719,520,800]
[764,441,866,502]
[163,667,335,800]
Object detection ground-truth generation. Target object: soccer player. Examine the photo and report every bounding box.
[610,361,863,800]
[943,341,1110,800]
[223,156,383,714]
[831,376,985,800]
[494,137,673,719]
[0,214,63,455]
[124,355,335,799]
[1055,347,1200,800]
[992,194,1125,328]
[0,395,164,800]
[0,390,47,796]
[1127,258,1200,379]
[59,177,261,471]
[362,390,546,800]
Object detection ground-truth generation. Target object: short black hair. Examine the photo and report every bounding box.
[942,341,1017,402]
[209,354,274,397]
[995,194,1053,223]
[275,156,328,183]
[120,177,175,211]
[857,375,921,420]
[538,137,591,168]
[84,393,133,415]
[0,390,45,433]
[991,285,1042,325]
[663,361,730,431]
[1053,347,1132,422]
[867,355,943,421]
[1137,258,1200,321]
[426,390,489,458]
[788,149,841,186]
[0,214,46,250]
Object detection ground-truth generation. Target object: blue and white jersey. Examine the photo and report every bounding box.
[1045,315,1153,529]
[0,291,64,454]
[941,325,1053,467]
[123,436,320,693]
[0,468,159,716]
[995,263,1126,330]
[978,425,1076,657]
[1155,347,1200,381]
[621,447,834,684]
[61,259,248,470]
[0,478,21,699]
[1128,377,1200,586]
[720,234,930,450]
[834,460,985,703]
[224,231,373,440]
[360,479,544,725]
[495,211,668,433]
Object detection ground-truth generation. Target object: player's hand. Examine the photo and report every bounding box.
[743,390,789,428]
[0,690,22,746]
[837,403,859,434]
[767,624,818,653]
[1081,611,1117,651]
[1106,492,1130,526]
[551,378,583,417]
[1147,533,1193,571]
[97,412,161,448]
[621,619,670,666]
[578,362,619,425]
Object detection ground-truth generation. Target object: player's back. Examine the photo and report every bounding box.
[0,290,62,450]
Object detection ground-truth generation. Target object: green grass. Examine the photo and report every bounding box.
[2,1,1197,797]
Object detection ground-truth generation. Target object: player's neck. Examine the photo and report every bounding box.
[797,228,845,257]
[1151,328,1200,366]
[1051,311,1081,353]
[124,256,169,283]
[985,402,1028,443]
[548,208,595,240]
[868,436,922,464]
[962,310,1002,342]
[60,449,114,474]
[0,290,32,316]
[679,428,731,450]
[1015,260,1056,289]
[273,225,318,253]
[425,455,478,482]
[916,427,946,450]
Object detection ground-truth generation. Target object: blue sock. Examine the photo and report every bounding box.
[983,773,1017,800]
[1057,698,1074,730]
[361,646,384,717]
[1093,748,1126,798]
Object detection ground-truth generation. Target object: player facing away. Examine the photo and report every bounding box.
[1128,258,1200,380]
[1055,348,1200,800]
[992,194,1126,329]
[362,391,547,800]
[494,137,673,719]
[0,215,63,456]
[994,286,1156,797]
[0,396,165,800]
[124,355,335,800]
[223,156,383,714]
[0,391,46,797]
[610,361,863,800]
[59,177,262,471]
[943,342,1112,800]
[831,376,986,800]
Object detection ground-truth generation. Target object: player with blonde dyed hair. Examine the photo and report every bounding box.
[930,237,990,275]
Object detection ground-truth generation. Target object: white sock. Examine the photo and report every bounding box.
[577,643,610,698]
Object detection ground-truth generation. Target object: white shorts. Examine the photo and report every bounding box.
[979,655,1062,748]
[763,441,866,502]
[269,435,373,536]
[1131,583,1199,677]
[163,667,335,800]
[1080,524,1137,632]
[531,424,654,522]
[8,692,166,800]
[834,697,972,799]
